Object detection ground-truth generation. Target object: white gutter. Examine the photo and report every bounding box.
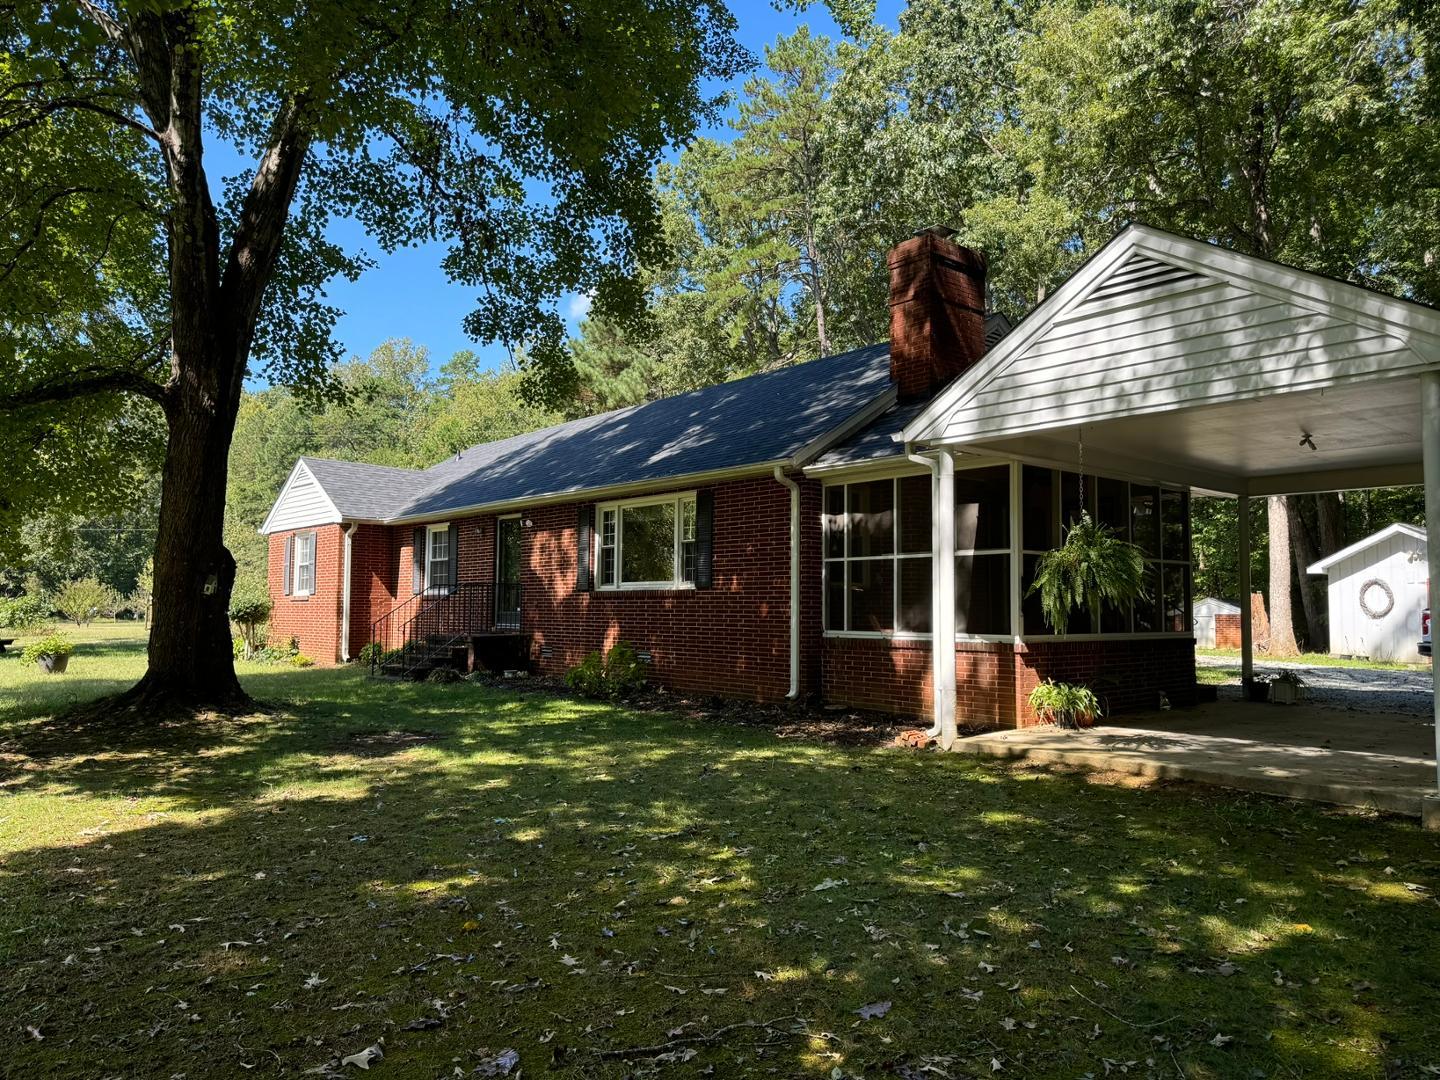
[906,448,944,741]
[340,522,358,662]
[772,466,802,699]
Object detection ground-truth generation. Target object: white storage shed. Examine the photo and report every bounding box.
[1307,523,1429,663]
[1192,596,1242,649]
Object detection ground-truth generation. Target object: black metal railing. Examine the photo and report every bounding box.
[369,582,522,678]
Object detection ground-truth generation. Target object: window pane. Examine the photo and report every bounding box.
[1131,487,1159,557]
[847,559,894,632]
[600,509,617,586]
[1100,594,1130,634]
[897,474,932,554]
[1162,563,1189,633]
[600,547,616,587]
[824,486,845,559]
[955,465,1010,551]
[956,554,1010,635]
[897,556,933,632]
[621,503,676,583]
[848,480,894,557]
[824,563,846,632]
[1161,489,1187,562]
[1096,476,1128,536]
[1133,562,1162,632]
[430,529,449,560]
[1021,466,1054,550]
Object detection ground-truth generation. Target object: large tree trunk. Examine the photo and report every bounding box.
[1267,495,1299,655]
[121,377,247,709]
[1288,492,1345,652]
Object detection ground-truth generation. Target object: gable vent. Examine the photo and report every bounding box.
[1078,253,1208,308]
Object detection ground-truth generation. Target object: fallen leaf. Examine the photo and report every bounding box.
[340,1042,384,1070]
[856,1000,892,1020]
[473,1047,519,1076]
[813,878,847,892]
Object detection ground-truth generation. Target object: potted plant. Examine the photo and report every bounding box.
[1028,513,1148,635]
[22,631,75,674]
[1268,670,1306,705]
[1242,674,1270,703]
[1028,679,1103,728]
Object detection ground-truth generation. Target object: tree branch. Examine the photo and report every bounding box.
[0,367,167,410]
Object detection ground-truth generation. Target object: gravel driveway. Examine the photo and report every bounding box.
[1197,654,1433,716]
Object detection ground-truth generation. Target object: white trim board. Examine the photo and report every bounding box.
[1306,522,1427,575]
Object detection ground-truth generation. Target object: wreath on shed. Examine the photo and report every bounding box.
[1358,578,1394,620]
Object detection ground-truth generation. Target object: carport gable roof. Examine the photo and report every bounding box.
[1306,522,1427,575]
[899,225,1440,464]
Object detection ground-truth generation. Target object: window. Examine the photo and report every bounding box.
[293,531,316,597]
[1020,468,1190,635]
[596,493,697,589]
[825,467,1014,637]
[426,523,452,591]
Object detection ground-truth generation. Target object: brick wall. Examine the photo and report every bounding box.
[1013,637,1197,725]
[267,524,345,664]
[513,474,817,701]
[1213,613,1241,650]
[823,634,1194,728]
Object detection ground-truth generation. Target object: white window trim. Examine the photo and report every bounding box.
[293,530,317,598]
[424,521,452,593]
[596,491,697,591]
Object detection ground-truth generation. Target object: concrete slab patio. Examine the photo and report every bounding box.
[956,699,1437,819]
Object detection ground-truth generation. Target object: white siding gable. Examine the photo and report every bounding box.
[1316,528,1428,663]
[904,226,1440,447]
[260,461,343,534]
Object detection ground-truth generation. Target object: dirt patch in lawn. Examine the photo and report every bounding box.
[464,671,985,748]
[344,728,448,755]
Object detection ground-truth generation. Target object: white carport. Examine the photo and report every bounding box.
[900,225,1440,799]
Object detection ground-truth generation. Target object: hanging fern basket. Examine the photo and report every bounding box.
[1027,513,1148,635]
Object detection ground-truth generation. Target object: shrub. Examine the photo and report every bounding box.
[289,653,315,668]
[1028,679,1102,729]
[22,631,75,666]
[228,582,273,659]
[357,641,385,666]
[565,640,646,700]
[0,594,49,632]
[425,665,463,683]
[54,578,122,626]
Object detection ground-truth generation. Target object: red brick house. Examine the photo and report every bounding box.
[262,226,1206,733]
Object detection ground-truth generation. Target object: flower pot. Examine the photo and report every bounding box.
[1243,677,1269,703]
[37,653,69,674]
[1269,680,1304,705]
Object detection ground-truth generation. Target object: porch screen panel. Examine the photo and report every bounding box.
[823,476,932,634]
[954,465,1012,636]
[620,502,675,584]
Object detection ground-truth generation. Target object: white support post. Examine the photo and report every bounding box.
[1237,494,1253,684]
[934,450,958,748]
[1421,371,1440,793]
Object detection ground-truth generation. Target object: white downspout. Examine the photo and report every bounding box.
[907,448,944,740]
[340,522,358,662]
[773,467,802,699]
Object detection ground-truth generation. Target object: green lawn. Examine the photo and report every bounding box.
[2,625,1438,1078]
[1195,647,1427,672]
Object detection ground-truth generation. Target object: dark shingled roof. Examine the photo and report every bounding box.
[395,344,891,519]
[291,313,1012,523]
[299,456,424,521]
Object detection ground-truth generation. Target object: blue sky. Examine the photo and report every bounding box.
[218,1,902,380]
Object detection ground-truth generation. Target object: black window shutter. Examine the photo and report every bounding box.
[576,505,593,592]
[283,535,294,596]
[447,523,459,589]
[695,490,714,589]
[412,527,425,594]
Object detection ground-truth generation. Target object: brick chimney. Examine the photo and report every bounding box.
[888,226,988,401]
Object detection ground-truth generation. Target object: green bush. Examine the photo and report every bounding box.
[54,578,122,626]
[565,640,647,700]
[228,582,273,659]
[357,641,387,666]
[1027,679,1102,728]
[289,653,315,668]
[425,665,463,683]
[0,594,49,632]
[21,631,75,667]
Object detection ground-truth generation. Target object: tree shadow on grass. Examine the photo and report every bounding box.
[2,670,1438,1077]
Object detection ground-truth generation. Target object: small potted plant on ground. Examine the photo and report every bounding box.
[22,631,75,674]
[1268,670,1306,705]
[1028,679,1103,728]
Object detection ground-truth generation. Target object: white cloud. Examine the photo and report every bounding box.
[563,291,594,322]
